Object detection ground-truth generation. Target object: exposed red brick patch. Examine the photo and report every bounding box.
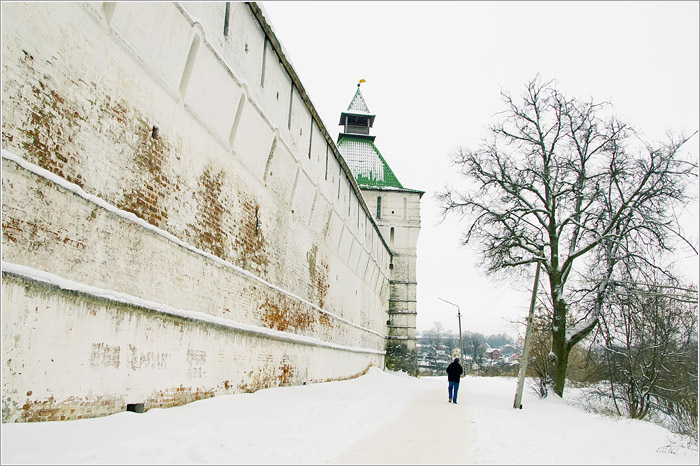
[277,363,294,386]
[318,311,333,329]
[1,214,88,252]
[259,297,313,333]
[1,216,22,243]
[144,385,215,411]
[188,166,228,259]
[315,261,330,310]
[12,54,86,188]
[306,245,330,309]
[234,197,270,275]
[118,120,172,228]
[8,395,124,423]
[237,361,298,393]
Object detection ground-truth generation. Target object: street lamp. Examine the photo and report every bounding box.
[438,298,463,366]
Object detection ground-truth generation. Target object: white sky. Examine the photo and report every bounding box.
[260,1,699,337]
[2,368,696,464]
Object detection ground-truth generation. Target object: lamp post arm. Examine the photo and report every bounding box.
[438,298,464,368]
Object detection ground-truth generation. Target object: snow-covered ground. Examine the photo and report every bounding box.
[2,368,697,464]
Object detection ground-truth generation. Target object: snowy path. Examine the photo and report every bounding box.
[331,382,477,464]
[2,369,696,464]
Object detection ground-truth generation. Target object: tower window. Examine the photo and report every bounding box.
[376,196,382,219]
[390,227,395,246]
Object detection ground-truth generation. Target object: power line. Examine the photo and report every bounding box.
[610,289,698,304]
[608,280,698,294]
[608,280,698,304]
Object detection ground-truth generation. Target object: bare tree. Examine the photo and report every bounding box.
[463,331,486,365]
[437,76,697,397]
[430,321,445,349]
[591,267,699,443]
[595,270,697,428]
[525,310,554,398]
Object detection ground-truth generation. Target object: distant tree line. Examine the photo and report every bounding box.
[417,323,516,374]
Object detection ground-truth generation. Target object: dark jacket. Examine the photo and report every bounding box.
[446,359,463,383]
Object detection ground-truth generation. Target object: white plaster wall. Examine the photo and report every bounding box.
[1,1,391,422]
[2,275,381,423]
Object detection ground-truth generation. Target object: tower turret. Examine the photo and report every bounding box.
[338,82,376,140]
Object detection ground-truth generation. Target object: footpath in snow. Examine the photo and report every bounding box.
[1,367,697,464]
[332,382,476,464]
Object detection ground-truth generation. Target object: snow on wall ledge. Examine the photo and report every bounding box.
[1,2,389,422]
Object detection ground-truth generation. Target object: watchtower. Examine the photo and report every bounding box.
[337,82,423,373]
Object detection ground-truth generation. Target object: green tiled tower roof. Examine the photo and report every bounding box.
[337,134,404,189]
[337,84,422,193]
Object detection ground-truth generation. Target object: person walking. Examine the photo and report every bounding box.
[446,357,463,404]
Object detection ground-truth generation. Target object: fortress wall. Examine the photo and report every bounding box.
[1,2,390,422]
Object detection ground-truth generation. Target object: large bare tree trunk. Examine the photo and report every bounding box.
[549,272,570,397]
[551,330,570,397]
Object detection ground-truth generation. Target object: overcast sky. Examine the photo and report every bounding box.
[260,1,699,338]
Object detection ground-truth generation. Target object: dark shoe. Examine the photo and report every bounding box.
[453,401,458,404]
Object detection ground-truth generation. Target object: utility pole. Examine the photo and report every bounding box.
[513,262,541,409]
[438,298,463,364]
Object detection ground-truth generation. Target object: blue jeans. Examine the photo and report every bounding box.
[448,381,460,402]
